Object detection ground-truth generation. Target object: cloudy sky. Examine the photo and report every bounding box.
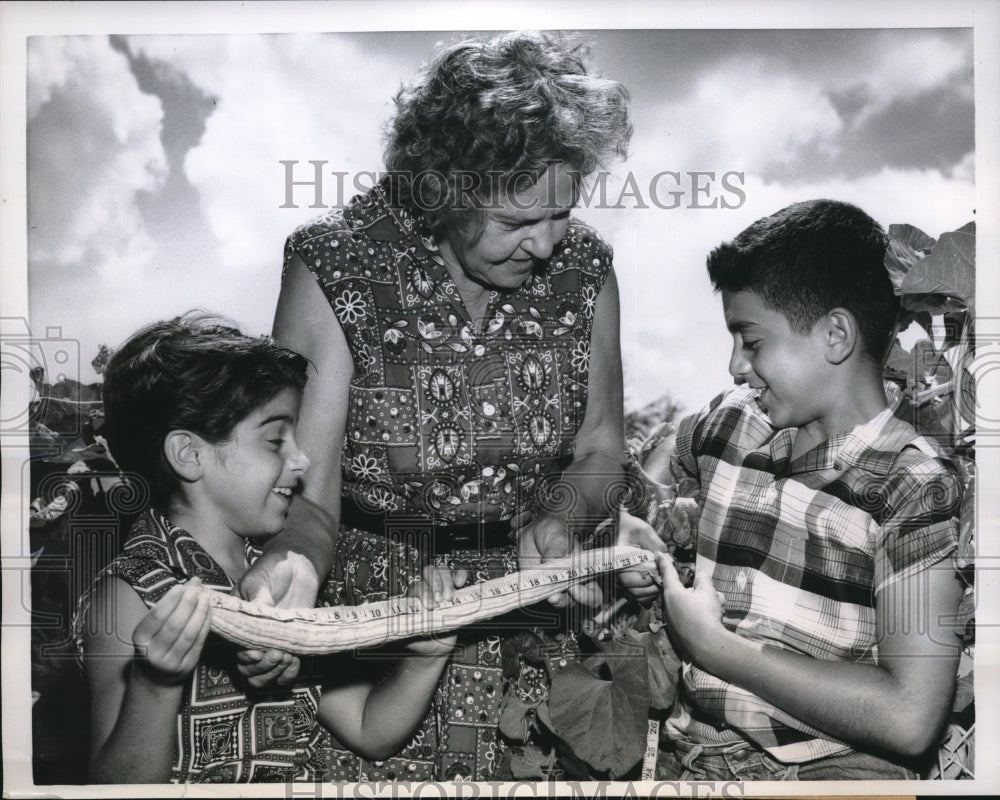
[24,24,976,413]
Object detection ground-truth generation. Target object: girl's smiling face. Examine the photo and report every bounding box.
[198,387,310,539]
[722,289,830,431]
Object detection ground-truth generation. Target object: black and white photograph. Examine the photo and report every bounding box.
[2,1,998,796]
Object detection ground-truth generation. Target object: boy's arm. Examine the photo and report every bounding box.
[85,577,211,782]
[658,553,964,757]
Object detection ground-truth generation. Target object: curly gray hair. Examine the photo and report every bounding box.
[384,31,632,234]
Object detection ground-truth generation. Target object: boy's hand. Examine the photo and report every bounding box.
[402,563,469,656]
[132,578,212,685]
[516,512,602,608]
[616,507,668,605]
[656,552,729,663]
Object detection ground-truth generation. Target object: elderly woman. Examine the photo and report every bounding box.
[244,31,632,780]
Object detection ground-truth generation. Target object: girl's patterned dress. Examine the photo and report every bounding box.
[75,510,328,783]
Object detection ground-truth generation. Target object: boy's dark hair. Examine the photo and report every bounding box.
[706,199,899,360]
[102,312,308,508]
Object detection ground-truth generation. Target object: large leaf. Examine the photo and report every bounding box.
[498,693,534,742]
[885,224,936,291]
[507,745,552,779]
[899,227,975,311]
[901,293,969,315]
[941,310,971,350]
[619,626,682,711]
[546,642,650,777]
[887,223,937,253]
[953,670,974,713]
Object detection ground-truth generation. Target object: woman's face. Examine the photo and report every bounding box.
[439,162,578,292]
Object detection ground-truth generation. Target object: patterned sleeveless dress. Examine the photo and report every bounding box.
[284,178,615,781]
[75,510,328,783]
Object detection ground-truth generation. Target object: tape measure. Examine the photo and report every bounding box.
[207,545,656,654]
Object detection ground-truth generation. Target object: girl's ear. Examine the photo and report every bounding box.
[163,430,206,482]
[824,308,858,365]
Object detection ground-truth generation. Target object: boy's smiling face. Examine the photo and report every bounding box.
[199,387,309,539]
[722,289,831,430]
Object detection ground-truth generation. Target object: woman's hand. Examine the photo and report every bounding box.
[131,578,212,685]
[655,552,729,664]
[238,549,319,609]
[516,512,602,608]
[233,551,317,688]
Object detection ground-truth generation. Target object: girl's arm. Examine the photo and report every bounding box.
[84,577,211,783]
[657,552,964,757]
[316,650,453,761]
[315,564,463,760]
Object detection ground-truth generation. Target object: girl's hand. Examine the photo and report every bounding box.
[402,563,469,656]
[407,562,470,609]
[131,578,212,685]
[655,552,728,664]
[235,648,302,689]
[234,554,311,688]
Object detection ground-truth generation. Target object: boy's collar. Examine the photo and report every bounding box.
[765,390,917,477]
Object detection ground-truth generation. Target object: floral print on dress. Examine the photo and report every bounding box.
[284,178,613,524]
[284,179,614,780]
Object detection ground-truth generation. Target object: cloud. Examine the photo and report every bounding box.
[649,57,844,177]
[27,36,167,281]
[127,34,405,280]
[850,32,974,116]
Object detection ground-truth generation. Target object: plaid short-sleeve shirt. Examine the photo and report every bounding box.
[664,386,961,763]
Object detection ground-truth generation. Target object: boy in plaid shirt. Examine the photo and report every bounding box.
[624,200,965,780]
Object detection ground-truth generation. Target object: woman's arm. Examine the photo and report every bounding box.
[238,252,354,609]
[557,269,626,517]
[657,552,964,757]
[85,578,211,782]
[517,270,625,605]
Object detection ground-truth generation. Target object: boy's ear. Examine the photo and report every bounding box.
[163,430,207,481]
[823,308,858,365]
